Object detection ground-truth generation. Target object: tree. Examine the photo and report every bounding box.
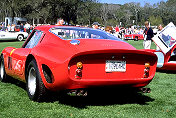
[77,0,101,26]
[0,0,174,27]
[149,15,163,26]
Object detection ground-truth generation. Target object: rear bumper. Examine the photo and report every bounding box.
[45,75,153,91]
[65,77,153,89]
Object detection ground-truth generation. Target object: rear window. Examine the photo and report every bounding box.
[50,27,121,41]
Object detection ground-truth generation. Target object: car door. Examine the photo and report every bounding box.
[152,22,176,54]
[10,48,31,76]
[0,31,17,40]
[0,32,8,40]
[9,30,44,80]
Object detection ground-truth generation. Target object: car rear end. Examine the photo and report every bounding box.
[66,49,157,89]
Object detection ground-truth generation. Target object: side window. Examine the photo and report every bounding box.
[24,30,43,48]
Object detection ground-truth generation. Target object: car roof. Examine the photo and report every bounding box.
[34,25,87,32]
[34,25,123,42]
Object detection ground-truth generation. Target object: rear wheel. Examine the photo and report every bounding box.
[17,34,24,41]
[26,59,47,102]
[0,55,7,82]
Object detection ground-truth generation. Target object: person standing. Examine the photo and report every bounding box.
[92,22,100,29]
[156,24,163,50]
[1,24,6,31]
[158,24,163,31]
[56,19,64,26]
[11,24,15,32]
[105,26,113,34]
[24,22,31,34]
[143,21,154,49]
[7,24,11,32]
[20,23,24,32]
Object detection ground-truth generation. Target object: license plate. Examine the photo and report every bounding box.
[105,60,126,72]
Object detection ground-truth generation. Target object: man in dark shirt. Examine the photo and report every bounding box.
[143,21,154,49]
[20,23,24,32]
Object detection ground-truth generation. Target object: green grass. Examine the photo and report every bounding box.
[0,40,176,118]
[0,41,24,52]
[127,40,156,50]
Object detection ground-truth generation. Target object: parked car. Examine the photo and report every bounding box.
[15,25,27,32]
[0,31,28,41]
[0,25,157,101]
[145,22,176,71]
[124,34,144,41]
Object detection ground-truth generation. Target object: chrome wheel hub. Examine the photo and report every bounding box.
[28,67,37,96]
[18,36,23,41]
[0,60,4,79]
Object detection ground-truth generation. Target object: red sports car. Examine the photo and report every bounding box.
[0,25,157,101]
[124,34,144,41]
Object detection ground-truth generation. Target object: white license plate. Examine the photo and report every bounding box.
[105,60,126,72]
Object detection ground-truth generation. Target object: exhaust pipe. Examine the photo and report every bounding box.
[139,88,151,93]
[67,89,88,96]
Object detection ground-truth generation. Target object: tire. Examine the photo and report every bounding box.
[26,59,47,102]
[134,37,138,41]
[0,55,7,82]
[17,34,24,41]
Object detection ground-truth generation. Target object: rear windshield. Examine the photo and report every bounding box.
[50,27,121,41]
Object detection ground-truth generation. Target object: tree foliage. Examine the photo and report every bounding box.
[0,0,175,26]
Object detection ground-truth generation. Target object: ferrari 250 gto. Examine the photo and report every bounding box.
[0,25,157,101]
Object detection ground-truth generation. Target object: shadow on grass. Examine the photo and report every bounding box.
[57,88,155,109]
[156,70,176,74]
[4,77,155,108]
[5,76,26,90]
[0,40,20,42]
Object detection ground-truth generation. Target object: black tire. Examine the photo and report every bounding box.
[17,34,24,41]
[134,37,138,41]
[0,55,8,82]
[26,59,47,102]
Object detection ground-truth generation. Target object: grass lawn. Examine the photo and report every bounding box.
[0,40,176,118]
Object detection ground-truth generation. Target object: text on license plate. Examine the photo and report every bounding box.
[105,60,126,72]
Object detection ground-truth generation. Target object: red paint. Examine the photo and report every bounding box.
[124,34,144,40]
[1,25,157,91]
[142,46,176,71]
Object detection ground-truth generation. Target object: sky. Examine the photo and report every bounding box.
[99,0,168,6]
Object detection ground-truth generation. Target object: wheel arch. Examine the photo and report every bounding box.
[25,54,54,87]
[18,34,24,37]
[17,34,24,41]
[25,54,36,80]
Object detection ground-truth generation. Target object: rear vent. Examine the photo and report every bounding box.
[42,64,54,83]
[8,56,12,70]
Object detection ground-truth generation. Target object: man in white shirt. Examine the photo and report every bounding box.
[24,22,31,34]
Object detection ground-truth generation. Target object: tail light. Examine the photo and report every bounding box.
[75,62,83,79]
[77,62,83,68]
[144,63,150,78]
